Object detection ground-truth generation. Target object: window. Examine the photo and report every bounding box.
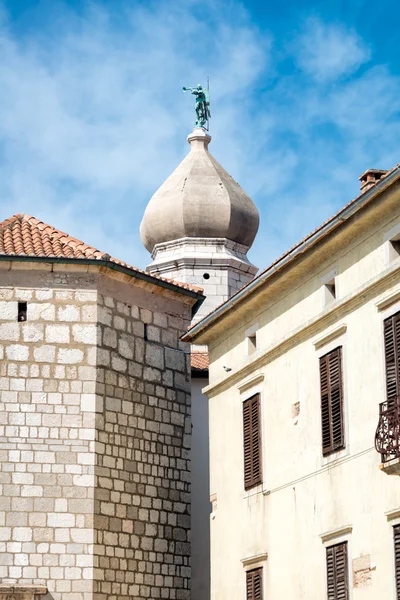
[247,333,257,356]
[18,302,27,322]
[384,311,400,405]
[319,347,345,456]
[324,278,337,304]
[243,394,262,490]
[326,542,349,600]
[246,567,263,600]
[394,524,400,599]
[389,235,400,262]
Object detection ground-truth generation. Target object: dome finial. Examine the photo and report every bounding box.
[182,82,211,130]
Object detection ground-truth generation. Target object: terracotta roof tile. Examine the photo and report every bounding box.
[0,214,203,295]
[191,352,209,371]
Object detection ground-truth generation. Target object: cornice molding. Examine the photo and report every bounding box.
[320,524,353,543]
[312,324,347,349]
[241,552,268,567]
[204,262,400,398]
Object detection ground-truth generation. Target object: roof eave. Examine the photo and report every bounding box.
[0,254,205,318]
[182,165,400,342]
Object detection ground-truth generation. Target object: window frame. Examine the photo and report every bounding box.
[242,392,263,491]
[319,345,345,457]
[245,566,263,600]
[325,540,350,600]
[383,309,400,404]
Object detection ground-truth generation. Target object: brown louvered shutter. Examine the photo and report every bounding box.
[384,311,400,406]
[320,347,345,456]
[246,567,263,600]
[326,542,349,600]
[394,525,400,599]
[243,394,262,490]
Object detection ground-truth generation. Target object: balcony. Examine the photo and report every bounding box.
[375,397,400,475]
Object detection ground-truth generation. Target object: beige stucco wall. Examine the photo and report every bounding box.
[191,376,210,600]
[202,185,400,599]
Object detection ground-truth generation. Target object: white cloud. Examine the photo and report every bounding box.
[295,19,370,82]
[0,3,398,279]
[0,0,271,267]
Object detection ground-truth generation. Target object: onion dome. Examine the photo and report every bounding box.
[140,128,259,253]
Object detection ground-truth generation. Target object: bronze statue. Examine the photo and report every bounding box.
[183,84,211,129]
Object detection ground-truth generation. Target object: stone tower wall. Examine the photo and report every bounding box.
[0,264,193,600]
[93,276,192,600]
[0,267,98,600]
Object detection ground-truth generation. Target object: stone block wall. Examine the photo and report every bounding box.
[0,269,98,600]
[92,277,192,600]
[0,265,193,600]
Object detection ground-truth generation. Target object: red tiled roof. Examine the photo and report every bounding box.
[191,351,209,372]
[0,214,203,295]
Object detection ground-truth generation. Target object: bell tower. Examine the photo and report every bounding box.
[140,127,259,320]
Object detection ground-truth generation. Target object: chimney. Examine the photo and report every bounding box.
[358,168,388,192]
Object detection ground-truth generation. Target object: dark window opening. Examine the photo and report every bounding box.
[18,302,27,322]
[247,333,257,355]
[320,346,345,456]
[243,394,262,490]
[326,541,349,600]
[389,238,400,261]
[324,279,336,304]
[144,324,148,341]
[246,567,263,600]
[394,524,400,598]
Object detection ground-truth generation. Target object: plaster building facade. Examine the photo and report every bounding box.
[140,126,260,600]
[185,167,400,599]
[0,214,204,600]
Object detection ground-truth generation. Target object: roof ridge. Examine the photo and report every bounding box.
[0,213,204,297]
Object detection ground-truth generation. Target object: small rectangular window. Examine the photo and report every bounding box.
[324,279,336,304]
[246,567,263,600]
[383,310,400,404]
[389,236,400,262]
[394,524,400,598]
[247,333,257,356]
[326,541,349,600]
[319,347,345,456]
[18,302,27,322]
[243,394,262,490]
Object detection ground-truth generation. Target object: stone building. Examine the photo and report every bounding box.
[0,214,204,600]
[140,126,259,600]
[185,166,400,599]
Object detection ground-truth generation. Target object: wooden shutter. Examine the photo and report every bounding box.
[326,542,349,600]
[320,347,345,456]
[243,394,262,490]
[384,311,400,405]
[246,567,263,600]
[394,525,400,599]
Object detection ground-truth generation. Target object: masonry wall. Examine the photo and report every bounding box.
[0,264,194,600]
[190,376,210,600]
[0,267,98,600]
[93,276,192,600]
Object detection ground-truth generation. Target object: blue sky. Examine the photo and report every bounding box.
[0,0,399,271]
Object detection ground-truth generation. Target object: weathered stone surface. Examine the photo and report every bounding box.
[0,269,192,600]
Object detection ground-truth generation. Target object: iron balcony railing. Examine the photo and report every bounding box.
[375,396,400,463]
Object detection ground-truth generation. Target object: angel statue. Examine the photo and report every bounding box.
[182,84,211,129]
